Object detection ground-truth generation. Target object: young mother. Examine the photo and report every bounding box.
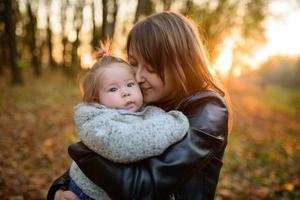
[48,11,230,200]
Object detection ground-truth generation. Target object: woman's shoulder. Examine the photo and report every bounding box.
[177,90,228,135]
[177,90,226,110]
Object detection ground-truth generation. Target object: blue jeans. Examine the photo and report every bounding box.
[68,179,94,200]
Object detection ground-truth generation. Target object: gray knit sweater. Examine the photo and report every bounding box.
[69,103,189,200]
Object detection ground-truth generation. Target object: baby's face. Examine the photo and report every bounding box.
[98,63,143,112]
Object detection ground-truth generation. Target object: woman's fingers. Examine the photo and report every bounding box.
[54,190,80,200]
[62,191,80,200]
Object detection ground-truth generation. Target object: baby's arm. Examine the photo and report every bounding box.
[74,104,189,163]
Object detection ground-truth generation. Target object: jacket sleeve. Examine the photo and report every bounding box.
[69,94,228,199]
[47,170,70,200]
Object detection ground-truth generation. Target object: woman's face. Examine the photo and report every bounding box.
[128,50,175,104]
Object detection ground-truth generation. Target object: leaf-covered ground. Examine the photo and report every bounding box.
[0,72,299,199]
[217,81,300,199]
[0,71,80,199]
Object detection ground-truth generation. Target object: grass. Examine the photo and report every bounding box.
[260,86,300,115]
[233,85,300,115]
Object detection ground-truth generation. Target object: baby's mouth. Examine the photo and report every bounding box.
[124,101,135,110]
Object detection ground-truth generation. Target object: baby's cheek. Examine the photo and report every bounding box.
[100,93,121,108]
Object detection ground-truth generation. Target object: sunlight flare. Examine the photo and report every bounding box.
[81,53,94,69]
[215,38,234,76]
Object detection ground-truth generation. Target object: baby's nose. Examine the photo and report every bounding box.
[121,88,130,97]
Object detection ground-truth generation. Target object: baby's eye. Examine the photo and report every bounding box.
[109,87,118,92]
[127,82,135,87]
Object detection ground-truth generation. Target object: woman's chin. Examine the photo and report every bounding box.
[143,96,157,105]
[142,89,167,105]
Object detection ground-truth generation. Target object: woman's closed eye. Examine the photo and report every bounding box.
[144,64,156,73]
[128,59,137,67]
[129,63,138,69]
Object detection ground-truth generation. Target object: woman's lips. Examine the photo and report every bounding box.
[140,87,152,91]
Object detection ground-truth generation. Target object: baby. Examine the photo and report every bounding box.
[68,51,189,200]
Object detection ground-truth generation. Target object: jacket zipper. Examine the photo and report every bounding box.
[169,193,176,200]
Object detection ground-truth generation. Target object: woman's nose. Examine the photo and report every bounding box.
[135,65,145,84]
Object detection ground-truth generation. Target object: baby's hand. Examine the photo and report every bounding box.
[54,190,80,200]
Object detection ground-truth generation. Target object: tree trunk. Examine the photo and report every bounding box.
[70,1,83,76]
[134,0,154,23]
[0,38,4,76]
[101,0,108,41]
[0,3,4,76]
[46,0,56,69]
[26,2,41,77]
[3,0,23,85]
[70,27,80,76]
[61,0,67,68]
[91,0,99,50]
[163,0,173,11]
[107,0,118,39]
[101,0,118,41]
[183,0,193,15]
[0,24,6,76]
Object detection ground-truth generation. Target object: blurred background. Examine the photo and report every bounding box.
[0,0,299,199]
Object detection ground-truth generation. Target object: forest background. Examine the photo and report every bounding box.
[1,0,300,199]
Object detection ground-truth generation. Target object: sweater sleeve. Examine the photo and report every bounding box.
[75,105,189,163]
[69,92,228,199]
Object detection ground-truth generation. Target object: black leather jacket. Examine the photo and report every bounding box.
[48,91,228,200]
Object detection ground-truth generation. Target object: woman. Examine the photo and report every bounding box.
[48,11,230,200]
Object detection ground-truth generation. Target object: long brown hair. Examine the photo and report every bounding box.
[127,11,232,129]
[127,12,228,105]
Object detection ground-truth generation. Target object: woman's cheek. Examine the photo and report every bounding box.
[143,89,161,104]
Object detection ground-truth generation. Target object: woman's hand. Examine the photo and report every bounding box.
[54,190,80,200]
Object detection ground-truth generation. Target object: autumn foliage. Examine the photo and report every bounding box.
[0,71,299,199]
